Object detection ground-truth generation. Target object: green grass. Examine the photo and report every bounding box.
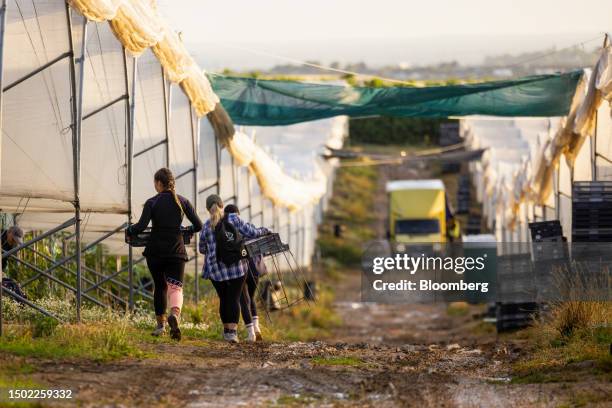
[0,279,341,363]
[262,286,341,342]
[311,356,364,367]
[274,393,321,406]
[446,302,470,317]
[511,302,612,384]
[0,359,44,408]
[317,163,379,267]
[0,321,146,362]
[557,390,612,407]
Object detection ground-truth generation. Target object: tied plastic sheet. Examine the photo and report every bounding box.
[68,0,218,116]
[528,46,612,207]
[460,46,612,236]
[208,71,582,126]
[205,104,330,210]
[226,131,327,210]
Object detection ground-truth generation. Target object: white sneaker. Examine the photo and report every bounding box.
[253,317,263,341]
[151,325,166,336]
[223,330,239,343]
[246,324,256,342]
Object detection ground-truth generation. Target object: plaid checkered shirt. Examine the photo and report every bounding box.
[199,213,269,281]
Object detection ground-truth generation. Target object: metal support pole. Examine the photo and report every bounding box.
[214,132,221,195]
[554,166,560,220]
[0,0,7,337]
[246,170,253,221]
[190,106,200,302]
[287,209,291,245]
[162,68,171,167]
[261,195,266,228]
[20,223,127,287]
[67,9,87,322]
[124,51,137,311]
[231,155,238,207]
[592,112,598,181]
[2,218,76,261]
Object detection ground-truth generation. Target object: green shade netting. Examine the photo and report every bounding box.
[207,70,582,126]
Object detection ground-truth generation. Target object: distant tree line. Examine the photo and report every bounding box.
[349,116,456,146]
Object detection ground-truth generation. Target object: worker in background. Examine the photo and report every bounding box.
[445,195,461,242]
[1,225,24,272]
[224,204,266,341]
[1,225,29,302]
[200,194,270,343]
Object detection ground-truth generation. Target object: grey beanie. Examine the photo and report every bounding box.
[206,194,223,211]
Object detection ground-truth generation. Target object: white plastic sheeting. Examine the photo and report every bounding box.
[462,117,560,241]
[1,0,345,271]
[1,0,74,207]
[197,116,348,268]
[462,42,612,242]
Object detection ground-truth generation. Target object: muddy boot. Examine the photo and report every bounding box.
[168,308,181,341]
[151,314,167,337]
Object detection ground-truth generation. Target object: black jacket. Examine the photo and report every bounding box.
[128,191,203,260]
[1,230,12,270]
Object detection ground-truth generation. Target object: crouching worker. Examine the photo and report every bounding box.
[200,195,269,343]
[224,204,267,341]
[2,225,29,302]
[2,225,24,272]
[127,168,202,340]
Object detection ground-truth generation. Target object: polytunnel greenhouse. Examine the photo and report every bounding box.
[0,0,345,322]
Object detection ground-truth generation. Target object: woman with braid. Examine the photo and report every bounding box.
[200,195,270,343]
[127,168,202,340]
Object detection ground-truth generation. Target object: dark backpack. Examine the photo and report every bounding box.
[214,215,247,266]
[2,277,28,304]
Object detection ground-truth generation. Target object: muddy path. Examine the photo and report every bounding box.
[18,161,609,407]
[23,256,608,407]
[26,272,596,408]
[25,260,596,408]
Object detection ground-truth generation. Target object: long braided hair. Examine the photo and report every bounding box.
[154,168,184,218]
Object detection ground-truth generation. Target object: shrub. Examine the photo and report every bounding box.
[31,315,59,338]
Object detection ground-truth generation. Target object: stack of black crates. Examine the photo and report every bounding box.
[465,214,482,235]
[456,174,470,214]
[572,181,612,242]
[530,220,564,243]
[495,220,565,332]
[439,122,461,173]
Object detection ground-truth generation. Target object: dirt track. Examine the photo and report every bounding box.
[18,161,610,407]
[27,275,607,408]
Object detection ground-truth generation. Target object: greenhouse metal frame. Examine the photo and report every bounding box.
[0,0,326,335]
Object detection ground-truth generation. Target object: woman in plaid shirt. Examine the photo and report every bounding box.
[199,194,269,343]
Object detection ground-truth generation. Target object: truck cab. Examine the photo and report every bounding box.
[386,179,448,243]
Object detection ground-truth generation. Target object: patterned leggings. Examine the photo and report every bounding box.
[146,257,185,316]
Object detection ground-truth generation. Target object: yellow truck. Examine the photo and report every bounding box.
[386,179,455,243]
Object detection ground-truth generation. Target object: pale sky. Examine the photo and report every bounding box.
[159,0,610,41]
[157,0,612,69]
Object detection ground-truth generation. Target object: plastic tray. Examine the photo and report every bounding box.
[125,227,193,247]
[244,233,289,258]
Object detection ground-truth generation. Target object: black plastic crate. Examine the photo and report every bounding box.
[244,233,289,258]
[496,302,539,332]
[466,216,482,234]
[572,216,612,229]
[572,211,612,220]
[573,181,612,199]
[528,220,563,241]
[572,227,612,242]
[125,227,193,247]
